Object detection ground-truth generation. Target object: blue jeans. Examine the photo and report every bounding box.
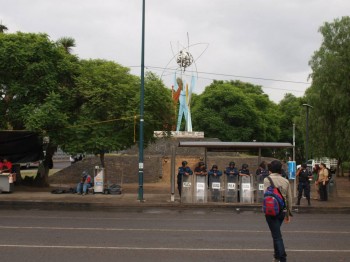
[265,212,287,262]
[77,182,92,194]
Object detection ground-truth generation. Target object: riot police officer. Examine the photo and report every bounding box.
[225,161,239,177]
[177,161,193,196]
[296,163,312,205]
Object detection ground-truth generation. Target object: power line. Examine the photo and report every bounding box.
[129,65,310,85]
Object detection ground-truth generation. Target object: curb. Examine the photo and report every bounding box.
[1,199,350,214]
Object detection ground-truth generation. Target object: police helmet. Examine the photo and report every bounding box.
[229,161,235,166]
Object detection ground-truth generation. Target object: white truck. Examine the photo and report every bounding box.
[306,158,337,171]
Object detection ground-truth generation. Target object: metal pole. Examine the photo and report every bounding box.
[293,123,295,161]
[302,104,313,164]
[138,0,145,201]
[306,106,309,163]
[293,123,296,197]
[171,146,175,202]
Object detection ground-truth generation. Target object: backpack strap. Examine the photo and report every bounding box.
[267,175,287,207]
[267,176,276,188]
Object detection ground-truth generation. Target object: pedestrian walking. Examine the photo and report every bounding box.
[264,160,293,262]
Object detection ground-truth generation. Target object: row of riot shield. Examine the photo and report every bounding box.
[181,175,208,203]
[180,174,257,203]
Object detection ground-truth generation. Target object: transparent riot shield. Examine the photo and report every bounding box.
[209,175,222,202]
[240,175,253,203]
[194,175,208,203]
[256,175,265,203]
[181,174,193,203]
[225,175,238,203]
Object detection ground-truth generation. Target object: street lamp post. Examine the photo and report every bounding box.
[302,104,313,164]
[138,0,145,201]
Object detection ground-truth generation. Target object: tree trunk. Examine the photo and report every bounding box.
[35,144,57,187]
[99,152,105,168]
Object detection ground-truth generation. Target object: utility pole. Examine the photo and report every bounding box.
[302,104,313,164]
[138,0,145,201]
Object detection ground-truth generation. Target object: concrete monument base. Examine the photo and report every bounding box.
[153,131,204,138]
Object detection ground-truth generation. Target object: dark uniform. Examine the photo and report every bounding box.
[208,165,223,202]
[297,164,312,205]
[256,162,268,183]
[177,161,193,196]
[225,162,239,179]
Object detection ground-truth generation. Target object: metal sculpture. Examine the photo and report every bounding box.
[164,34,208,132]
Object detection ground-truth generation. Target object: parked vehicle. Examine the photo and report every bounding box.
[20,161,40,169]
[306,158,337,170]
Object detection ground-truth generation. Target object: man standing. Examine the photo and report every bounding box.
[264,160,293,262]
[177,161,193,197]
[296,163,312,206]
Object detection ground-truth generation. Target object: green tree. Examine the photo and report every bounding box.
[278,93,304,162]
[192,80,281,144]
[0,22,8,33]
[61,63,174,168]
[307,16,350,166]
[56,37,76,54]
[0,32,79,185]
[132,72,174,140]
[61,59,139,167]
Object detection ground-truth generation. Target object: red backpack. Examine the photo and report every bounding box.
[263,176,286,216]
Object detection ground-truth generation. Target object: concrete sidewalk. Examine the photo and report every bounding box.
[0,177,349,213]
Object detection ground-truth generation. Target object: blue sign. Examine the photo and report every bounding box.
[287,161,296,180]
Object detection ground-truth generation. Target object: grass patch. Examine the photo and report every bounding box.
[20,169,61,179]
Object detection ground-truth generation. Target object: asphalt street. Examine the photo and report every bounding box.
[0,209,349,262]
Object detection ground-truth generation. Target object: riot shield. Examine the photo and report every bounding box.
[240,175,253,203]
[209,175,222,202]
[181,174,193,203]
[255,175,265,203]
[194,175,208,203]
[225,175,238,203]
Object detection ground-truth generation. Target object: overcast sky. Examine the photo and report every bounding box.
[1,0,350,102]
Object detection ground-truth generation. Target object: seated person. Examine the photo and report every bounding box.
[0,158,12,173]
[76,171,93,195]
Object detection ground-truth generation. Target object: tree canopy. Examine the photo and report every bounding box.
[191,80,281,143]
[0,32,78,134]
[307,16,350,162]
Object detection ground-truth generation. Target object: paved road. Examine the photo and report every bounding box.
[0,209,349,262]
